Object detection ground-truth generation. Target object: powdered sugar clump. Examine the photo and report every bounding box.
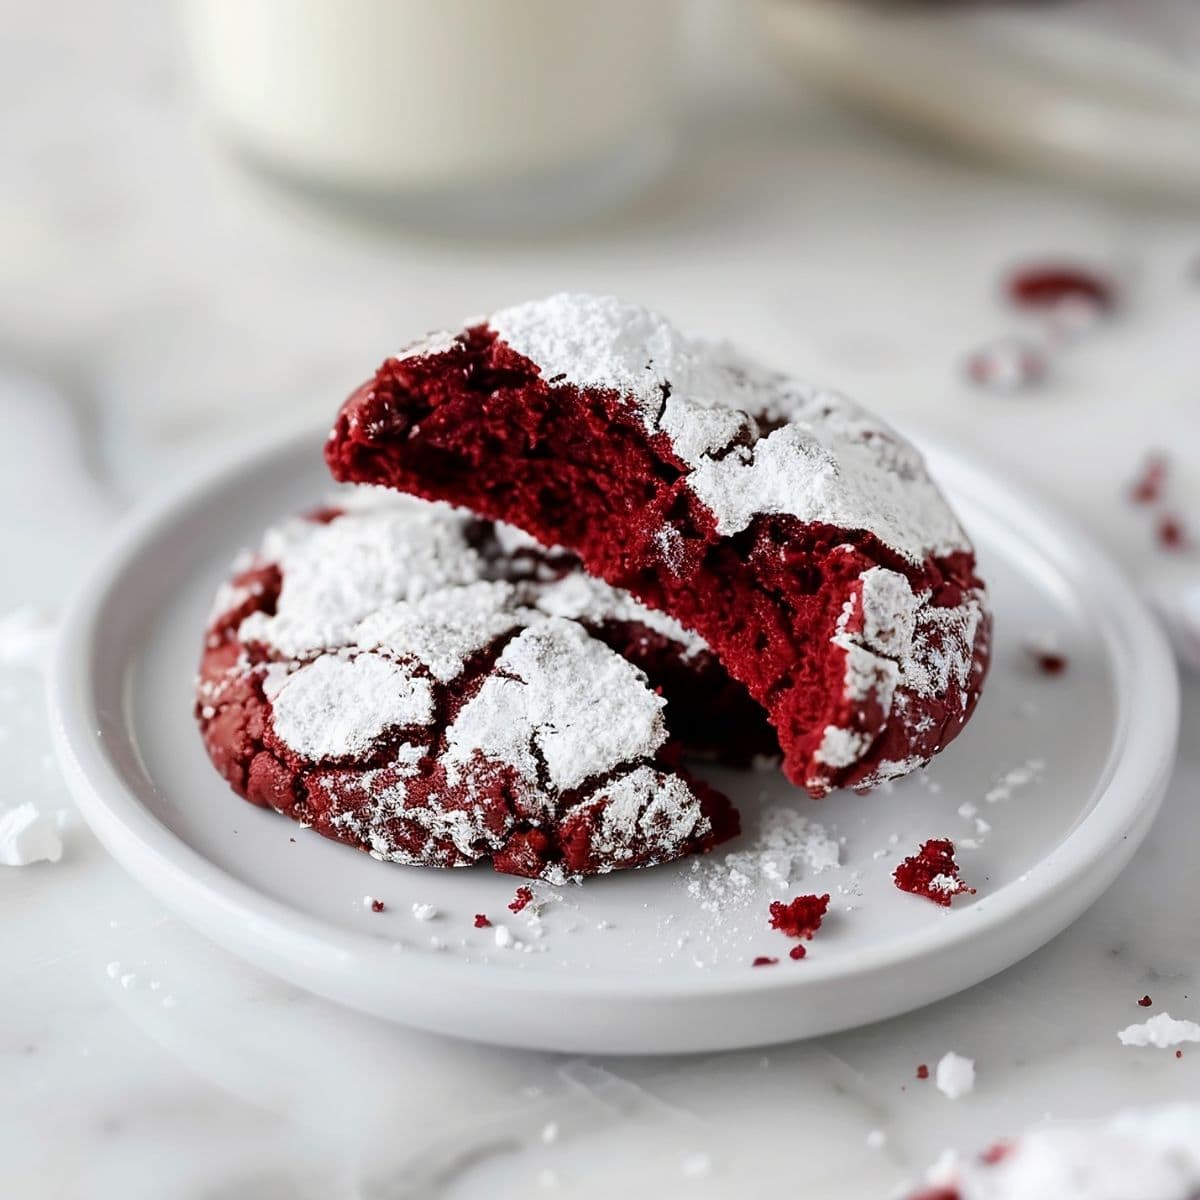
[0,803,63,866]
[1118,1013,1200,1049]
[916,1104,1200,1199]
[935,1051,976,1100]
[488,293,970,563]
[686,804,840,913]
[986,758,1044,804]
[0,607,55,669]
[534,573,707,659]
[355,580,524,682]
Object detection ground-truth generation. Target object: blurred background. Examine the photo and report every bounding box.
[7,0,1199,642]
[2,2,1200,1196]
[4,0,1196,506]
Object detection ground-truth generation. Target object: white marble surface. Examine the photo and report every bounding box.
[2,3,1199,1196]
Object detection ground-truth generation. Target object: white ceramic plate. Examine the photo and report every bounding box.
[50,426,1178,1054]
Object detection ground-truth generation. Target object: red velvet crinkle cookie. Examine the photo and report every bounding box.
[196,490,752,882]
[326,294,992,795]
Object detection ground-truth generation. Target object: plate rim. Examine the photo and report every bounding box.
[48,422,1180,1010]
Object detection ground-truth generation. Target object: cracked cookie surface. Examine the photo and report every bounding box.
[326,293,991,795]
[196,490,744,882]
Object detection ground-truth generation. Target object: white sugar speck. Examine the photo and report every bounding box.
[985,759,1044,804]
[411,902,438,921]
[935,1051,976,1100]
[1119,1013,1200,1049]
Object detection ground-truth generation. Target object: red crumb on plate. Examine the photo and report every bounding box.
[1005,263,1116,312]
[894,839,975,907]
[1158,514,1188,550]
[917,1063,930,1080]
[1130,455,1168,505]
[474,914,491,928]
[980,1141,1014,1165]
[1033,651,1068,675]
[964,338,1048,391]
[1178,1050,1184,1059]
[752,956,779,967]
[1139,995,1153,1007]
[369,898,385,913]
[789,944,807,960]
[508,886,534,913]
[769,894,831,943]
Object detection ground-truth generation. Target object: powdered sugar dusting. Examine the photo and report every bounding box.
[446,619,666,793]
[687,805,840,913]
[583,767,711,868]
[534,573,707,659]
[917,1105,1200,1200]
[238,498,483,658]
[355,580,524,681]
[488,293,970,562]
[270,653,434,759]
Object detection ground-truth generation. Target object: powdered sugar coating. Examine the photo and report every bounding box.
[355,581,525,682]
[917,1104,1200,1200]
[488,293,970,562]
[269,653,434,759]
[238,498,483,658]
[582,767,711,867]
[534,573,707,659]
[445,618,667,794]
[198,491,735,881]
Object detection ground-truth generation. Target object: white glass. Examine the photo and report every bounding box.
[185,0,679,228]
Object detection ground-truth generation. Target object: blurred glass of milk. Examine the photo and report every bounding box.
[184,0,679,228]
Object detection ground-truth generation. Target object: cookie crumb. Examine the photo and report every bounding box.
[752,956,779,967]
[1005,263,1116,313]
[768,893,830,942]
[1158,514,1188,551]
[1139,995,1153,1008]
[411,902,438,921]
[894,840,975,906]
[1130,454,1168,505]
[474,913,491,928]
[509,886,534,913]
[917,1063,930,1080]
[364,896,385,913]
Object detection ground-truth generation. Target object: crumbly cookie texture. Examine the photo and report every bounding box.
[196,492,741,882]
[327,293,991,795]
